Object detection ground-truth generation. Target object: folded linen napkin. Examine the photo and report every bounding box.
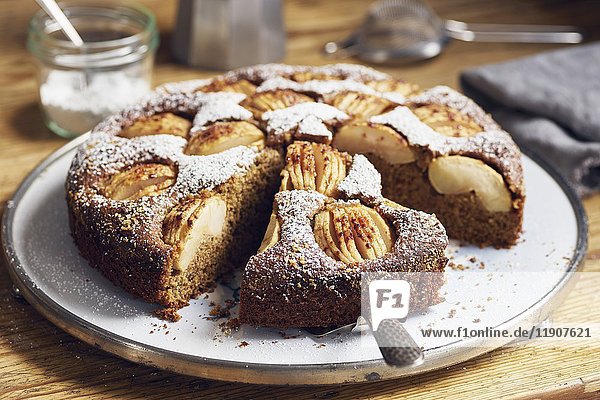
[461,42,600,196]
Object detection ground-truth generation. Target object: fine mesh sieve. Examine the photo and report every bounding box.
[323,0,583,64]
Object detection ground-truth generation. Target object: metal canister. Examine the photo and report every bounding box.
[172,0,285,70]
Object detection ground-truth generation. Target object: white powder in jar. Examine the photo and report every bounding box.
[40,69,150,134]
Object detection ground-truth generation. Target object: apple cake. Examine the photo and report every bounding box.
[66,63,524,327]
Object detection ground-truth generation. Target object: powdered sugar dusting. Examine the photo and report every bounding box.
[257,77,405,103]
[191,98,252,133]
[262,103,349,144]
[377,202,448,260]
[174,146,259,196]
[371,106,447,152]
[337,154,382,201]
[71,133,186,179]
[277,190,326,232]
[409,86,499,131]
[225,63,391,83]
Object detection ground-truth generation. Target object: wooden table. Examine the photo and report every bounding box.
[1,0,599,398]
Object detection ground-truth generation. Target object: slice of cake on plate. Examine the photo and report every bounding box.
[239,142,448,328]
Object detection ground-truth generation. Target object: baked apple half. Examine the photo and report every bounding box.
[104,163,176,201]
[280,141,349,197]
[313,202,395,264]
[185,121,265,155]
[163,195,227,272]
[333,122,416,165]
[119,113,192,138]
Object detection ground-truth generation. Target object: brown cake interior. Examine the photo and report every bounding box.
[370,157,523,248]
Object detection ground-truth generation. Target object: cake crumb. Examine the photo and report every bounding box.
[279,331,300,339]
[219,318,241,335]
[448,261,466,271]
[206,298,238,321]
[153,307,181,322]
[237,341,250,348]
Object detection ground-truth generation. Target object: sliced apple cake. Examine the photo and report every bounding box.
[67,63,524,327]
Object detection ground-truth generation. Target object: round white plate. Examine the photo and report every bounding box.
[2,135,587,385]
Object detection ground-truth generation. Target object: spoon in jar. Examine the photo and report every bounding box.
[323,0,584,64]
[35,0,88,88]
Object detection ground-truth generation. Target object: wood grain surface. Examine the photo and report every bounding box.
[1,0,600,398]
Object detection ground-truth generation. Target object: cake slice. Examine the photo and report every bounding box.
[239,142,448,328]
[66,92,283,312]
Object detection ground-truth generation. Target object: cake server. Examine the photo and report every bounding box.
[323,0,583,63]
[306,316,424,367]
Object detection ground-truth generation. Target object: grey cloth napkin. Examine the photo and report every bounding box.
[460,42,600,196]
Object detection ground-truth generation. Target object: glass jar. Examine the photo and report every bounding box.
[28,1,159,138]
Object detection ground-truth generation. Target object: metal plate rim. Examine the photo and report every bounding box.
[1,135,588,385]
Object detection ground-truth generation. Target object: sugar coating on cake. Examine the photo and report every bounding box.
[262,102,349,144]
[256,77,406,103]
[190,93,251,133]
[337,154,382,201]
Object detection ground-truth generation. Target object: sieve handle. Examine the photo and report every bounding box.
[322,35,361,59]
[445,20,583,43]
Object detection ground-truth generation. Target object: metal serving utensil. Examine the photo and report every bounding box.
[35,0,84,47]
[34,0,90,88]
[306,316,424,367]
[323,0,583,64]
